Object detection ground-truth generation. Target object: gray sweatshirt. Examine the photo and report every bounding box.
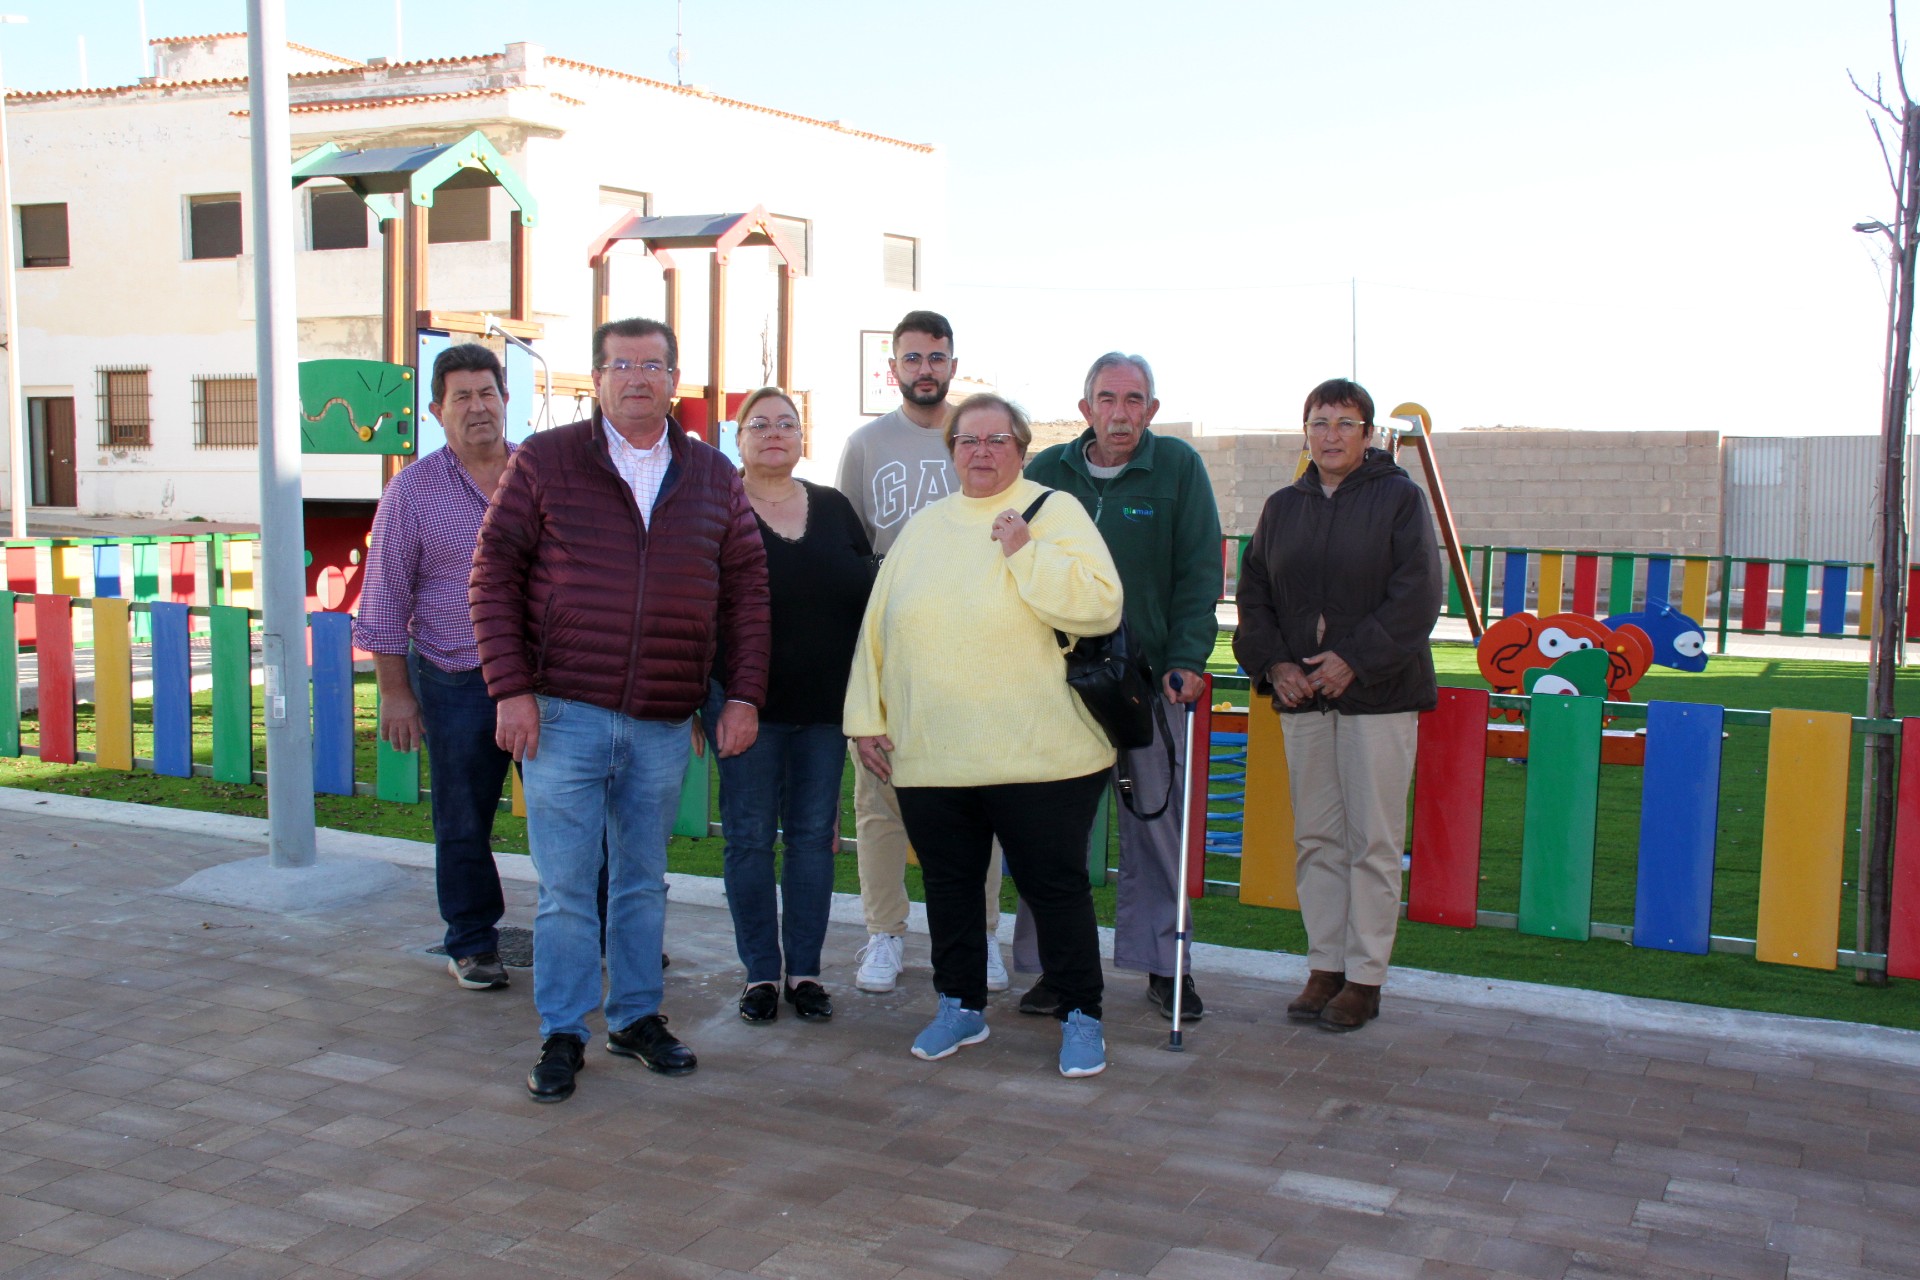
[835,408,955,555]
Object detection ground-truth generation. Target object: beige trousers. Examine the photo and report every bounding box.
[852,744,1002,936]
[1278,709,1419,986]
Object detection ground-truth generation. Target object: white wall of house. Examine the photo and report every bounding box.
[0,37,945,521]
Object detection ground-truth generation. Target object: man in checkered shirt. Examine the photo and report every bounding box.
[354,343,519,993]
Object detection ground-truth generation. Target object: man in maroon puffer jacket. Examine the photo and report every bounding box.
[472,317,770,1104]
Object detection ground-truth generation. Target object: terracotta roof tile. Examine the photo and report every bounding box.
[230,86,582,117]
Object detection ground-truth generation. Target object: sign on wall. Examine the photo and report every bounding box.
[860,329,900,416]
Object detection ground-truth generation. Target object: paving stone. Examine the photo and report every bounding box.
[5,807,1920,1280]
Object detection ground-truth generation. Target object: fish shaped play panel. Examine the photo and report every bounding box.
[299,359,416,455]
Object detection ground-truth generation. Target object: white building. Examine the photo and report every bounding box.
[0,33,947,521]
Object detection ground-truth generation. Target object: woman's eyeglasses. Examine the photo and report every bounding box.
[743,416,802,435]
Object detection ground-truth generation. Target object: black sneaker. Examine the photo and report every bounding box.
[527,1034,585,1103]
[1146,973,1204,1022]
[1018,979,1062,1016]
[449,953,509,990]
[607,1014,698,1076]
[739,984,779,1023]
[784,980,833,1022]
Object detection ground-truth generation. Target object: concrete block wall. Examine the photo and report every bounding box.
[1191,426,1723,559]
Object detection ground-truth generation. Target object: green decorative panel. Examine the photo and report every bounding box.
[299,359,417,455]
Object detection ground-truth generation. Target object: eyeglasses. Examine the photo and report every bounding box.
[742,416,802,435]
[953,433,1018,451]
[597,359,673,377]
[1306,418,1366,436]
[895,352,951,371]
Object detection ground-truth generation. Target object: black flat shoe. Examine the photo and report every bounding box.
[527,1034,585,1103]
[784,980,833,1022]
[739,983,779,1023]
[607,1014,698,1075]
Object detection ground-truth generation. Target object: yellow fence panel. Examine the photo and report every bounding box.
[1754,708,1851,969]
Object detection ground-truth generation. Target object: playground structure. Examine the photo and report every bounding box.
[587,206,803,442]
[2,591,1917,987]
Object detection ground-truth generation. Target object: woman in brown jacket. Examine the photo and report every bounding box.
[1231,378,1442,1032]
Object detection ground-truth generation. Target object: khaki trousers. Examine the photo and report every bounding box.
[1278,709,1418,986]
[852,745,1001,937]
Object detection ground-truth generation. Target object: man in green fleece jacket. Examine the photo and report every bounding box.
[1019,352,1223,1021]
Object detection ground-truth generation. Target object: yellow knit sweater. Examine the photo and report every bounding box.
[843,478,1123,787]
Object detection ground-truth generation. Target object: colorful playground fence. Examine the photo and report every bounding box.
[4,592,1918,977]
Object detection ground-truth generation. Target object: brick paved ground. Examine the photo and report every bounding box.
[2,803,1919,1279]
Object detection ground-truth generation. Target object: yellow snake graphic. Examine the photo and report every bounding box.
[303,398,394,442]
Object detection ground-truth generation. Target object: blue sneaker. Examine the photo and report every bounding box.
[1059,1010,1106,1078]
[910,995,989,1061]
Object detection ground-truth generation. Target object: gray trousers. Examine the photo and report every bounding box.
[1013,702,1190,976]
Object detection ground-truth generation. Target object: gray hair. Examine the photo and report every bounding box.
[1082,352,1155,404]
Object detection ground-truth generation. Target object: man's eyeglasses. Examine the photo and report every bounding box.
[1306,418,1366,437]
[896,353,951,371]
[597,359,673,377]
[953,433,1018,451]
[743,416,802,435]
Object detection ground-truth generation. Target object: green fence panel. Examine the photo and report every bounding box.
[209,605,254,784]
[673,743,710,838]
[1089,784,1112,886]
[1780,562,1809,636]
[131,542,159,643]
[0,592,15,757]
[1517,694,1602,940]
[1446,567,1464,618]
[376,735,422,803]
[1608,554,1636,616]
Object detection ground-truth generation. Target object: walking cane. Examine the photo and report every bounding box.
[1166,673,1201,1051]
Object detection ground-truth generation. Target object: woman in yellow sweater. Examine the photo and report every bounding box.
[845,392,1124,1078]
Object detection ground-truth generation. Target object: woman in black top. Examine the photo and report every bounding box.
[703,387,873,1023]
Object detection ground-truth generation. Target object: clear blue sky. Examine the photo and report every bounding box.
[2,0,1904,435]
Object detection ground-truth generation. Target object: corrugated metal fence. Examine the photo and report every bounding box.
[1723,435,1920,562]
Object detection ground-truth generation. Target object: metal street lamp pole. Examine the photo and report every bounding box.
[246,0,316,868]
[0,15,30,540]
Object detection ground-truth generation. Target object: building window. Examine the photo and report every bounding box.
[428,186,490,244]
[194,376,257,448]
[883,234,918,291]
[18,203,68,267]
[188,194,243,259]
[97,367,152,447]
[599,186,651,219]
[309,186,368,250]
[770,214,811,276]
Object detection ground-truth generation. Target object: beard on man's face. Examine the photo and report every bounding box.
[901,377,950,407]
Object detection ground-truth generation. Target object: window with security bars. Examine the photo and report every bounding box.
[97,367,152,447]
[194,376,258,447]
[770,214,811,276]
[883,234,918,291]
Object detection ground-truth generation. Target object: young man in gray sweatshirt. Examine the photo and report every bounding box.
[835,310,1007,994]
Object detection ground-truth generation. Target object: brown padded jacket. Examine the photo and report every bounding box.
[470,412,770,720]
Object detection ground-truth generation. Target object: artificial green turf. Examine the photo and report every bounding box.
[6,639,1920,1028]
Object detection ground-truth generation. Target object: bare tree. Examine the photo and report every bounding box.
[1850,2,1920,985]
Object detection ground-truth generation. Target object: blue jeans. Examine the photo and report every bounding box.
[523,695,689,1043]
[408,652,510,959]
[703,682,845,985]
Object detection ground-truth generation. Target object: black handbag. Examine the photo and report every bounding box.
[1020,492,1176,819]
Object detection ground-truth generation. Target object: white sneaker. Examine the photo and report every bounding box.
[985,934,1009,992]
[856,933,905,992]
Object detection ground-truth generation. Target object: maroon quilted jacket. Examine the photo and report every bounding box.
[470,412,770,720]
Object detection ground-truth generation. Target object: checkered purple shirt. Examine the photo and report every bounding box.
[352,444,514,672]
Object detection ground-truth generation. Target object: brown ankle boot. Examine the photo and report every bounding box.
[1318,982,1381,1031]
[1286,970,1345,1021]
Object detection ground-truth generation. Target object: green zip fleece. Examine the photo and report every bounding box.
[1024,427,1224,680]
